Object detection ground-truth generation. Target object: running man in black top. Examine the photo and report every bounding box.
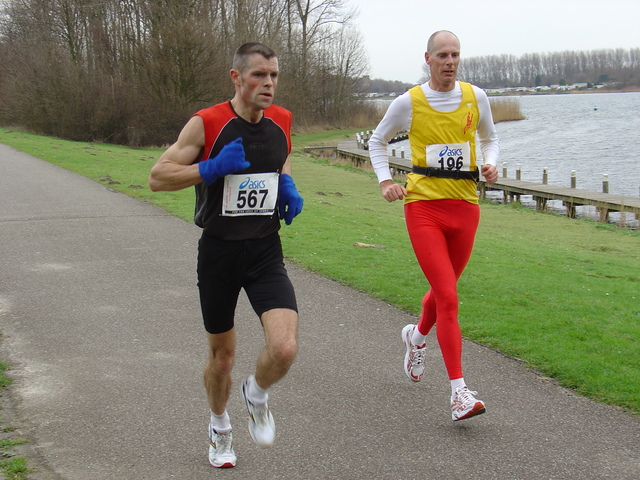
[148,43,303,468]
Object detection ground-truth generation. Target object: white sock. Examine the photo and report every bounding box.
[247,374,268,404]
[450,378,466,398]
[411,328,427,347]
[210,410,231,433]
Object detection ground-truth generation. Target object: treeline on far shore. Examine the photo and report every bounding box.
[365,48,640,95]
[459,48,640,90]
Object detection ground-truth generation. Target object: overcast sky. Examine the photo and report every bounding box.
[349,0,640,84]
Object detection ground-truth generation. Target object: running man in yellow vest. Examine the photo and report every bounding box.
[369,30,500,421]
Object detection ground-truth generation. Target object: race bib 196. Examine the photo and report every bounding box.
[426,142,472,171]
[221,172,279,216]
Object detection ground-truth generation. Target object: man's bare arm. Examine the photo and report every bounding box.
[148,116,205,192]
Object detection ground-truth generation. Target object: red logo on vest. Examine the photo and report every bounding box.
[461,111,473,135]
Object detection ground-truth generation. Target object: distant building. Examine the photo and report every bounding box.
[485,83,598,95]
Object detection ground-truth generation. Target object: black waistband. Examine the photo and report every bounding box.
[411,165,479,181]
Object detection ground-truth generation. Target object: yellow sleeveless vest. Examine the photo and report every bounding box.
[405,82,480,204]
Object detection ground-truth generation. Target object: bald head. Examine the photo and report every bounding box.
[427,30,460,54]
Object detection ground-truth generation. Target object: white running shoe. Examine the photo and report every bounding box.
[241,378,276,447]
[209,427,236,468]
[451,386,486,421]
[402,324,427,382]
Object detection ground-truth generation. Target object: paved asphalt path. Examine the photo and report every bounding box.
[1,144,638,479]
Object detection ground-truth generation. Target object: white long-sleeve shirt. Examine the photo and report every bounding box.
[369,81,500,183]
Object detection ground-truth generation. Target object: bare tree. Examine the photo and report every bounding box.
[0,0,373,143]
[281,0,359,124]
[312,25,368,124]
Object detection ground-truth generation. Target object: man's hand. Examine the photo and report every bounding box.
[278,174,304,225]
[198,137,250,185]
[481,164,498,185]
[380,179,407,203]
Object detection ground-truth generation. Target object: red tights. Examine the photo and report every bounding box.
[404,199,479,380]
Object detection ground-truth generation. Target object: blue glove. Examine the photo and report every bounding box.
[278,174,303,225]
[198,137,250,185]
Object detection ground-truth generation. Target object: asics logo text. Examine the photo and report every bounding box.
[439,146,463,157]
[239,177,267,190]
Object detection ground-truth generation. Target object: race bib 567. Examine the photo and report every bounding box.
[221,172,279,216]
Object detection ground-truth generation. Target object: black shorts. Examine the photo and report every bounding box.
[197,231,298,334]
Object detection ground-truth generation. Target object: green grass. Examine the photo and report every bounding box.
[0,451,29,480]
[0,359,31,479]
[1,127,639,416]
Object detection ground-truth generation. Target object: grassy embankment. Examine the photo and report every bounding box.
[0,121,637,475]
[1,126,637,411]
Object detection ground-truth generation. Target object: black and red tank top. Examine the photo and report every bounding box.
[193,101,292,240]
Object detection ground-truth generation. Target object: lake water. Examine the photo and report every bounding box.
[385,91,640,225]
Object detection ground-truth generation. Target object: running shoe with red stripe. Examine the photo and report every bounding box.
[402,324,427,382]
[451,386,486,421]
[209,427,236,468]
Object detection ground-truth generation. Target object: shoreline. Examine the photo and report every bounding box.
[370,87,640,101]
[487,87,640,97]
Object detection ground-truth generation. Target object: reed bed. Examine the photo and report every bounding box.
[490,96,526,122]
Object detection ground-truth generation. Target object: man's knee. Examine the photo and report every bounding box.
[206,353,234,377]
[205,331,236,376]
[262,308,298,367]
[269,336,298,367]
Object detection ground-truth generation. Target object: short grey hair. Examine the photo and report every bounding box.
[233,43,277,72]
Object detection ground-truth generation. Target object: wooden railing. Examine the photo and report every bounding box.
[330,139,639,225]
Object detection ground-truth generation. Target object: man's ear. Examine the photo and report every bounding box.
[230,69,241,87]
